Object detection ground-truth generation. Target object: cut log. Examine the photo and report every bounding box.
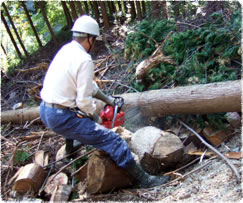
[50,184,72,202]
[1,80,240,124]
[12,163,46,195]
[1,106,40,124]
[121,80,241,116]
[131,126,184,174]
[34,150,49,167]
[86,150,135,194]
[44,172,68,195]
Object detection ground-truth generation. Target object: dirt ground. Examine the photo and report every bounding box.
[1,24,242,202]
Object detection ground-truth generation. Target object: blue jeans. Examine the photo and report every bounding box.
[40,101,135,168]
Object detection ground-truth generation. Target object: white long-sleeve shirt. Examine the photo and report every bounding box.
[41,40,99,116]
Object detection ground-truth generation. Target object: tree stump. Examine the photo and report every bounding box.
[13,163,46,195]
[86,150,135,194]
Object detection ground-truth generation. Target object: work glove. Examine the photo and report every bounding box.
[94,89,115,106]
[91,113,102,124]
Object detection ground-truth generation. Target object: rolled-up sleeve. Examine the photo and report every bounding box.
[76,60,98,116]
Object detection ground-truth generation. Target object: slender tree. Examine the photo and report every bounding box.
[130,1,136,21]
[1,13,22,58]
[61,1,73,28]
[135,1,142,20]
[92,1,100,24]
[161,1,168,19]
[2,2,29,56]
[37,1,57,44]
[76,1,84,16]
[69,1,78,21]
[83,1,89,14]
[141,1,146,14]
[20,1,42,47]
[151,1,161,19]
[1,43,7,56]
[99,1,109,30]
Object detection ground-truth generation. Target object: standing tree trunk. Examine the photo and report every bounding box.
[107,1,114,16]
[130,1,136,21]
[69,1,78,21]
[117,1,122,12]
[83,1,89,14]
[99,1,110,30]
[1,43,7,56]
[161,1,168,19]
[75,1,84,16]
[151,1,161,19]
[92,1,100,24]
[172,1,180,21]
[141,1,146,14]
[123,1,128,13]
[21,1,42,47]
[2,2,29,57]
[135,1,142,21]
[61,1,73,28]
[37,1,57,44]
[1,13,22,58]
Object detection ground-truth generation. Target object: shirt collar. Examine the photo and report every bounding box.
[71,40,86,52]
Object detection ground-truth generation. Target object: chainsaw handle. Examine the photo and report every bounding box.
[112,96,124,112]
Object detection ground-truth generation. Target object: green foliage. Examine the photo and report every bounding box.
[14,150,31,164]
[125,19,176,61]
[125,10,241,129]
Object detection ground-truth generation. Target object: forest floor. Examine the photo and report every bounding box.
[1,22,242,202]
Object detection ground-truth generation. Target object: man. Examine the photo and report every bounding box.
[40,15,168,188]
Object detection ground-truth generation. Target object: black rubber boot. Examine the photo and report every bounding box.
[126,162,169,188]
[65,139,83,158]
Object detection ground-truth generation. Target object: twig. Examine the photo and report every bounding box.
[44,147,84,168]
[47,149,96,183]
[164,157,200,176]
[176,21,201,29]
[164,156,216,187]
[36,132,44,152]
[178,119,241,183]
[38,164,53,195]
[24,117,40,128]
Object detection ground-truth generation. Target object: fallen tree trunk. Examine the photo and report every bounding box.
[1,106,40,124]
[121,80,241,116]
[1,80,241,124]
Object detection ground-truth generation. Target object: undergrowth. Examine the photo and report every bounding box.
[125,10,241,130]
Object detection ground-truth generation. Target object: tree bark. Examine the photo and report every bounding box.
[1,106,40,124]
[69,1,78,21]
[1,81,241,124]
[61,1,73,28]
[151,1,161,19]
[135,1,142,21]
[37,1,57,44]
[2,2,29,57]
[76,1,84,16]
[21,1,42,47]
[130,1,136,21]
[99,1,110,30]
[86,150,135,194]
[1,13,22,59]
[121,80,241,117]
[92,1,100,24]
[161,1,168,19]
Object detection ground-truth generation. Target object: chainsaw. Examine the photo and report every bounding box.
[99,96,125,129]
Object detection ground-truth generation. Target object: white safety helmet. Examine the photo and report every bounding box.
[71,15,100,37]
